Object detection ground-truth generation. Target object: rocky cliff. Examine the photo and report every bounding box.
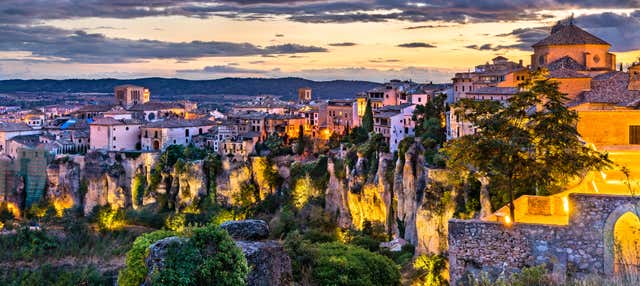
[332,142,458,255]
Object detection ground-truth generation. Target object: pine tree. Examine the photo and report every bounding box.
[362,99,374,133]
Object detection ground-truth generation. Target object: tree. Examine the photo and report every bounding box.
[295,125,305,155]
[362,99,374,133]
[412,94,447,166]
[443,69,610,221]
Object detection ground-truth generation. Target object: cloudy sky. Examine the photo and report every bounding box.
[1,1,640,82]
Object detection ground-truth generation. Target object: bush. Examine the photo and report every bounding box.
[312,242,401,286]
[413,254,448,286]
[118,226,249,286]
[0,264,111,286]
[118,230,176,286]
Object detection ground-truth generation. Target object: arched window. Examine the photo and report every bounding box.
[148,113,155,121]
[199,128,203,135]
[185,129,190,137]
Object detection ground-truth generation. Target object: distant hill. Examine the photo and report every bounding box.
[0,77,380,100]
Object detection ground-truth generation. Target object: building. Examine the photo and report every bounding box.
[114,85,150,108]
[298,88,312,104]
[128,101,193,122]
[326,99,355,135]
[89,117,143,151]
[140,119,215,151]
[448,56,527,139]
[232,96,294,115]
[0,122,41,154]
[218,132,260,159]
[373,103,416,153]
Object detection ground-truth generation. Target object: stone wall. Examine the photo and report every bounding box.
[449,194,640,285]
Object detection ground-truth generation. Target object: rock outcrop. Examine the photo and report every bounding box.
[325,158,352,228]
[144,220,292,286]
[220,219,270,240]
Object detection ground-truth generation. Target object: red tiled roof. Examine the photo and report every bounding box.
[533,23,609,47]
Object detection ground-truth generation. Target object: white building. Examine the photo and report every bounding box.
[0,122,41,154]
[140,119,215,151]
[89,117,143,151]
[373,104,416,153]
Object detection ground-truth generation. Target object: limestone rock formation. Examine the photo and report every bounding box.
[325,158,352,228]
[220,219,270,240]
[143,236,189,286]
[236,240,293,286]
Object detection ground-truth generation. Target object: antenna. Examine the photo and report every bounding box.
[569,13,574,25]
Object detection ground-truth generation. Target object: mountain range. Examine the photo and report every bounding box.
[0,77,381,100]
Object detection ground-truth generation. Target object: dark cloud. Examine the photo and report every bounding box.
[490,11,640,52]
[177,65,270,74]
[404,24,451,30]
[572,12,640,52]
[0,25,327,63]
[2,0,639,25]
[397,42,436,48]
[328,42,357,47]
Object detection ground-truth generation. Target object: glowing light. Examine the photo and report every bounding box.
[504,215,512,226]
[562,196,569,214]
[600,171,607,180]
[52,197,74,217]
[591,180,599,193]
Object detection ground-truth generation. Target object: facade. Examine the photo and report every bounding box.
[373,104,416,153]
[140,119,215,151]
[89,117,143,151]
[128,101,192,122]
[0,122,41,154]
[326,100,355,135]
[298,88,312,104]
[114,85,150,108]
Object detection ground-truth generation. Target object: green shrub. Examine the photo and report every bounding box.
[118,230,176,286]
[118,226,248,286]
[312,242,401,286]
[413,254,448,286]
[0,264,111,286]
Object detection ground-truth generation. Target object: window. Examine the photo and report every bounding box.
[630,126,640,144]
[126,126,129,131]
[199,128,203,135]
[418,98,422,103]
[113,136,116,141]
[154,131,159,138]
[185,129,190,137]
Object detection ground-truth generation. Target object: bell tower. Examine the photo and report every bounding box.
[628,61,640,90]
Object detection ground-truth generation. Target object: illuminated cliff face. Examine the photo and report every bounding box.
[347,183,387,230]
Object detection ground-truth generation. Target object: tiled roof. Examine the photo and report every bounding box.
[533,23,609,47]
[8,134,40,147]
[128,101,184,111]
[467,87,519,95]
[143,118,214,128]
[549,68,591,79]
[577,71,640,106]
[90,117,143,126]
[76,104,114,113]
[0,122,33,132]
[546,56,586,71]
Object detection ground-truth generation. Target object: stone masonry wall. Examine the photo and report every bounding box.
[448,194,640,285]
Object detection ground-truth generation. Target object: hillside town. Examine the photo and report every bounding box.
[0,18,639,286]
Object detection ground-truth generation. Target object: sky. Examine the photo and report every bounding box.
[1,1,640,83]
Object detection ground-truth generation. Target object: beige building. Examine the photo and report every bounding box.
[114,85,150,108]
[298,87,312,104]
